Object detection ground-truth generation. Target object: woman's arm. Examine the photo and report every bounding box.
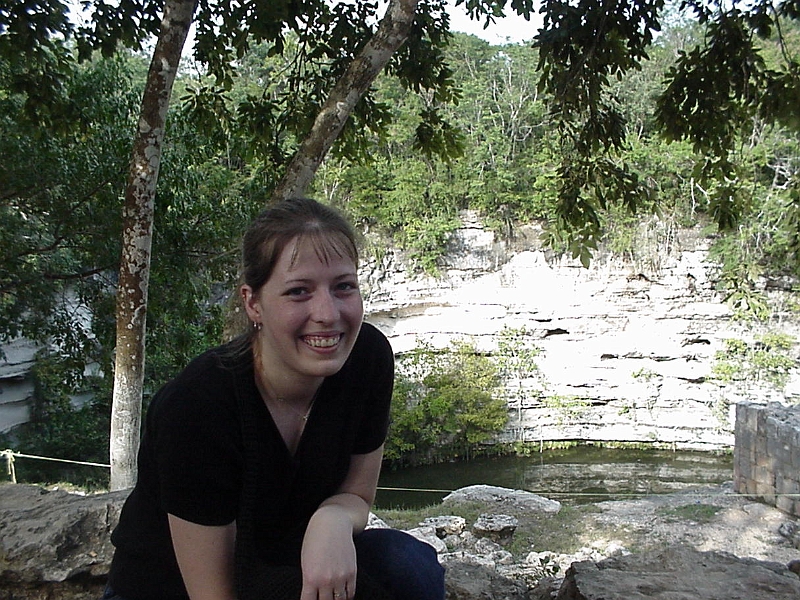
[300,444,384,600]
[168,514,237,600]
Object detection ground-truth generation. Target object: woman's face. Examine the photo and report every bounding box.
[242,235,364,386]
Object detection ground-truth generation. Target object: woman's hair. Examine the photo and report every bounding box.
[223,197,360,344]
[242,197,359,294]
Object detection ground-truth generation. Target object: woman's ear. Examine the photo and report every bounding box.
[240,285,261,324]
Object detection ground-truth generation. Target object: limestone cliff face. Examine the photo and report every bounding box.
[361,212,800,450]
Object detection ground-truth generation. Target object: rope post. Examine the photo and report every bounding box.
[3,449,16,484]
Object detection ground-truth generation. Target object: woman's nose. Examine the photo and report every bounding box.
[311,290,338,322]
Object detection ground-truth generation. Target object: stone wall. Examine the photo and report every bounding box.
[734,402,800,517]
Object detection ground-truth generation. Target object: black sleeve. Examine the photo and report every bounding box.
[352,323,395,455]
[148,374,243,526]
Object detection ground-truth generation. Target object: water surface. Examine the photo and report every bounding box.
[376,447,733,509]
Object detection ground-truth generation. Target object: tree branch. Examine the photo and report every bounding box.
[271,0,420,202]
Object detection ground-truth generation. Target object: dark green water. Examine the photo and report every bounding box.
[375,447,733,509]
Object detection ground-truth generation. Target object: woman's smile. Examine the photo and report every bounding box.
[303,333,342,349]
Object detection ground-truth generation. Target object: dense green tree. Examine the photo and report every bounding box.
[0,54,138,359]
[534,0,800,266]
[0,53,265,486]
[327,8,799,279]
[386,340,508,466]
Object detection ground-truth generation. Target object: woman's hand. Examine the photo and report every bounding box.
[299,446,385,600]
[300,504,358,600]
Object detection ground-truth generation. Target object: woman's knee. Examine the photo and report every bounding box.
[355,528,445,600]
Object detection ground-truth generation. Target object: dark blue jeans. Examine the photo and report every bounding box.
[103,528,445,600]
[354,528,445,600]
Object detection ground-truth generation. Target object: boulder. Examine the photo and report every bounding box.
[442,484,562,514]
[0,484,126,583]
[404,525,448,554]
[778,521,800,549]
[554,545,800,600]
[0,483,127,600]
[421,515,467,537]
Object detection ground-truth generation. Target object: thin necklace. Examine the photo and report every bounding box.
[276,391,318,422]
[255,367,319,422]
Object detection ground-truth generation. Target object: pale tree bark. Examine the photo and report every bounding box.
[271,0,420,202]
[110,0,198,491]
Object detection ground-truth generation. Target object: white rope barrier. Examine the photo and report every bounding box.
[2,449,110,484]
[3,451,800,501]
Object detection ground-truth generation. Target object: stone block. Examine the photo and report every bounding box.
[755,482,776,503]
[734,429,750,459]
[776,494,795,515]
[792,443,800,469]
[766,415,781,441]
[736,445,754,479]
[775,473,800,497]
[0,484,128,583]
[767,435,785,464]
[754,464,773,485]
[733,474,745,494]
[745,403,759,432]
[756,405,769,430]
[755,434,768,458]
[734,402,747,429]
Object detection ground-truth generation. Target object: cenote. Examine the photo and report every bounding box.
[375,446,734,509]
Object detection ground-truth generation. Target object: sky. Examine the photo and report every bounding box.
[446,1,543,45]
[68,0,542,48]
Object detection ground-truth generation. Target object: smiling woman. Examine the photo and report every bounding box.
[103,198,445,600]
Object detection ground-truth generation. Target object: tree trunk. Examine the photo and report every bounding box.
[271,0,420,202]
[110,0,197,491]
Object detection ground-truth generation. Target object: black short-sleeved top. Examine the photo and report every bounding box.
[108,322,394,600]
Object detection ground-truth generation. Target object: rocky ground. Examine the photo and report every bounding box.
[379,481,800,585]
[379,482,800,599]
[2,482,799,600]
[585,482,800,566]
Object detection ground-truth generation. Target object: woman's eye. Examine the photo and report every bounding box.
[286,287,309,297]
[335,281,358,292]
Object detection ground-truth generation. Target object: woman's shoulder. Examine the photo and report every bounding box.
[337,322,393,383]
[353,321,392,358]
[148,343,250,418]
[175,340,251,384]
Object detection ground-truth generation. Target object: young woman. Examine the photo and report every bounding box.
[104,198,445,600]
